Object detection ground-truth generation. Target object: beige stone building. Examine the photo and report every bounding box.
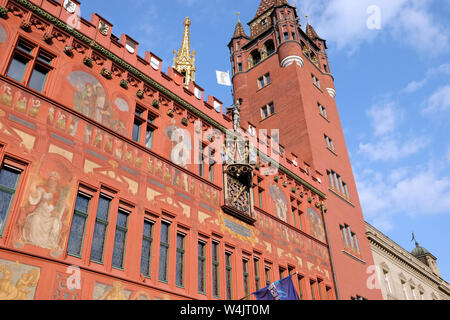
[366,222,450,300]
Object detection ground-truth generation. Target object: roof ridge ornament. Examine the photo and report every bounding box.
[173,17,196,87]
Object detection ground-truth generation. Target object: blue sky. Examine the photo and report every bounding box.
[76,0,450,282]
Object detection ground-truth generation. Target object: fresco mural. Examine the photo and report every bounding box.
[93,281,150,300]
[307,207,326,243]
[14,155,74,257]
[166,122,192,168]
[0,24,6,43]
[67,71,128,135]
[0,259,40,300]
[269,184,288,222]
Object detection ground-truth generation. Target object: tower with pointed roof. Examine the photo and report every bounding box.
[228,0,383,300]
[173,17,196,87]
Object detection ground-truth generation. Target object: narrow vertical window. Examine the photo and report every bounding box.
[198,241,206,293]
[243,259,250,298]
[29,51,53,92]
[257,178,264,209]
[176,233,186,287]
[383,270,392,294]
[67,192,91,257]
[0,164,22,236]
[326,287,332,300]
[112,209,129,269]
[159,221,170,282]
[298,274,305,300]
[401,281,409,300]
[198,145,204,177]
[265,266,271,286]
[132,118,142,143]
[225,252,233,300]
[317,279,323,300]
[310,280,316,300]
[90,194,111,263]
[212,241,220,298]
[254,258,260,291]
[279,267,286,280]
[140,220,154,277]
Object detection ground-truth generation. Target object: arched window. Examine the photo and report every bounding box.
[264,40,275,56]
[250,49,261,66]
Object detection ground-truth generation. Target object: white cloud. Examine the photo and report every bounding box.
[423,84,450,113]
[358,136,429,161]
[447,146,450,164]
[356,165,450,232]
[366,102,399,137]
[403,64,450,94]
[295,0,449,55]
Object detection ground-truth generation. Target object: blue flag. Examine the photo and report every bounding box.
[253,274,299,300]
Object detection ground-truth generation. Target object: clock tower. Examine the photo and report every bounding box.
[228,0,383,300]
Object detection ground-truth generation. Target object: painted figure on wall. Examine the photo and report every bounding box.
[15,157,74,257]
[269,185,288,222]
[67,71,128,135]
[22,171,66,250]
[0,84,13,107]
[0,260,40,300]
[307,208,326,243]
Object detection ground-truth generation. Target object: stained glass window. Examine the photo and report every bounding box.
[198,241,206,293]
[0,165,21,236]
[112,209,128,268]
[90,195,111,263]
[140,220,154,277]
[67,193,91,256]
[175,233,185,287]
[158,221,170,282]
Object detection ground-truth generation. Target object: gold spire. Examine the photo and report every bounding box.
[173,17,196,87]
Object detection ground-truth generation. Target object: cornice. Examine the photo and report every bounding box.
[366,225,447,290]
[11,0,326,199]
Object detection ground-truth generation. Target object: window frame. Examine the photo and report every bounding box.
[67,189,93,258]
[0,161,24,237]
[140,218,155,278]
[111,207,130,270]
[6,38,55,93]
[89,193,113,264]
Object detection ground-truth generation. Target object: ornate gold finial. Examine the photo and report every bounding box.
[237,12,240,22]
[173,17,196,87]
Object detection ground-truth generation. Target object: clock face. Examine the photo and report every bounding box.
[63,0,76,14]
[227,176,250,213]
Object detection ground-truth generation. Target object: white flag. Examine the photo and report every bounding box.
[216,70,231,86]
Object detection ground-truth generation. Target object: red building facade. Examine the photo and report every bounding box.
[230,0,382,300]
[0,0,340,300]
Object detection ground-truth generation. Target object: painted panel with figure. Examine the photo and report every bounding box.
[12,155,75,258]
[62,70,130,135]
[0,258,40,300]
[307,207,326,243]
[269,184,288,222]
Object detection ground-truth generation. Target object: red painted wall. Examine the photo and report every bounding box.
[0,0,335,300]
